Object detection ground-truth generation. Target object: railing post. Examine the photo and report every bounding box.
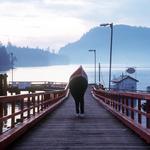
[105,92,109,105]
[131,98,134,120]
[27,97,31,119]
[126,97,129,116]
[32,96,35,116]
[37,95,40,113]
[41,94,44,111]
[43,94,46,109]
[115,95,118,110]
[20,99,24,122]
[44,94,47,109]
[146,100,150,128]
[138,99,141,124]
[122,97,125,114]
[112,94,114,108]
[11,101,15,128]
[46,94,50,107]
[118,96,121,112]
[0,102,3,134]
[110,94,112,106]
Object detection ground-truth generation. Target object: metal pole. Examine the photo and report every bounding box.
[11,53,13,86]
[94,50,96,85]
[109,23,113,90]
[99,62,101,84]
[89,49,96,85]
[100,23,113,90]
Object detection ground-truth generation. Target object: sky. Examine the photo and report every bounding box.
[0,0,150,52]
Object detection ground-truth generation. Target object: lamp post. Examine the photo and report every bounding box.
[89,49,96,85]
[99,62,101,84]
[10,52,14,86]
[100,23,113,90]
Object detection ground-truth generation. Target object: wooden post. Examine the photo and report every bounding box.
[131,98,134,120]
[20,99,24,122]
[138,99,141,124]
[0,102,3,134]
[122,97,125,114]
[41,94,44,111]
[112,94,114,108]
[146,100,150,128]
[44,94,47,109]
[0,75,2,96]
[32,96,35,116]
[37,95,40,113]
[115,95,118,110]
[4,74,8,96]
[0,74,7,96]
[126,98,129,116]
[11,101,15,128]
[27,97,30,119]
[118,96,121,112]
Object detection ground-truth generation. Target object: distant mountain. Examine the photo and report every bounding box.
[6,43,69,67]
[59,25,150,66]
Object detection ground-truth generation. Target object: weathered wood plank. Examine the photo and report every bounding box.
[8,86,150,150]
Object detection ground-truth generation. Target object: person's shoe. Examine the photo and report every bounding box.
[75,113,79,117]
[80,114,85,117]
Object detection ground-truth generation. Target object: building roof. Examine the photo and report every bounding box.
[111,75,139,83]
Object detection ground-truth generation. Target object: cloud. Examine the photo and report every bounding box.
[0,0,150,50]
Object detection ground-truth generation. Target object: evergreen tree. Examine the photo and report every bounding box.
[0,43,11,70]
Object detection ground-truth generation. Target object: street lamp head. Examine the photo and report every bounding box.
[100,23,113,27]
[100,23,110,27]
[89,49,96,52]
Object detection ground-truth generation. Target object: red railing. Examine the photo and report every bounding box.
[0,86,69,149]
[92,87,150,143]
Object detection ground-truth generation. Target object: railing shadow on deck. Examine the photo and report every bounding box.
[92,86,150,144]
[0,85,69,150]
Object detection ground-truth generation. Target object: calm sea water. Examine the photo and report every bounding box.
[1,64,150,91]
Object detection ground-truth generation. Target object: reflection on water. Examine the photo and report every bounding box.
[3,103,22,132]
[3,97,40,132]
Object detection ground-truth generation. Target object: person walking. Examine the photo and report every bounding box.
[69,66,88,117]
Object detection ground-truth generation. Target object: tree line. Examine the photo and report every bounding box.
[0,42,69,71]
[0,42,11,71]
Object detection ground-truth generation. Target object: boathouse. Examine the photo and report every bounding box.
[111,75,138,91]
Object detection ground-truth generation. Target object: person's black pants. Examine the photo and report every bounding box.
[74,97,84,114]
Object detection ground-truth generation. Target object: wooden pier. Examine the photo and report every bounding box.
[7,81,67,94]
[6,86,150,150]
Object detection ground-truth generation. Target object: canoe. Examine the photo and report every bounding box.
[69,66,88,100]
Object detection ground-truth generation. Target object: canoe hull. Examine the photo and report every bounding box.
[69,66,88,100]
[69,76,88,100]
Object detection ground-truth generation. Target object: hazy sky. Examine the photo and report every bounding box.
[0,0,149,51]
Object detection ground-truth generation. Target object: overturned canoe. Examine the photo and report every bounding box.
[69,66,88,100]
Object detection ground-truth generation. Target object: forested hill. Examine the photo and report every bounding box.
[0,44,11,71]
[6,43,69,67]
[59,25,150,66]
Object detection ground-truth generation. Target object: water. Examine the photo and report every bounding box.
[1,64,150,91]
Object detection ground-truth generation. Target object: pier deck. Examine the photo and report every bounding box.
[9,86,150,150]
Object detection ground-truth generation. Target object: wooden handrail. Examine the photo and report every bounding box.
[0,88,69,134]
[0,85,69,149]
[92,87,150,143]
